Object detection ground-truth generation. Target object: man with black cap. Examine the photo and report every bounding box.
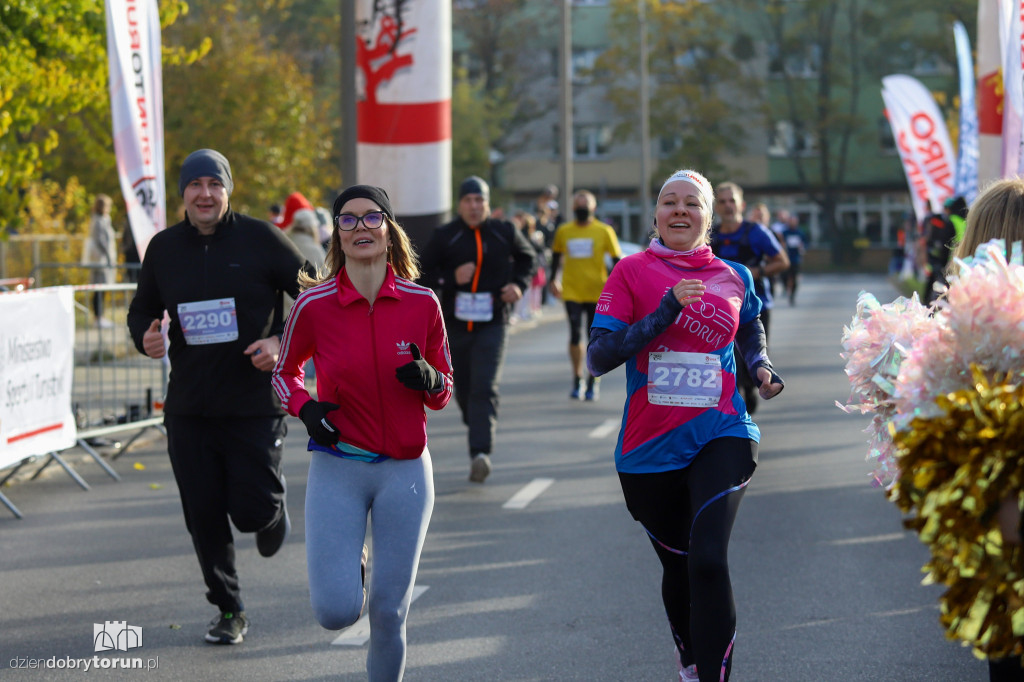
[127,148,312,645]
[419,175,537,483]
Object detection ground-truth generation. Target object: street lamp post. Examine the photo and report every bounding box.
[638,0,651,239]
[340,0,357,186]
[560,0,574,210]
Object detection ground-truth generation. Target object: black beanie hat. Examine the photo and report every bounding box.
[458,175,490,202]
[178,149,233,197]
[332,185,395,222]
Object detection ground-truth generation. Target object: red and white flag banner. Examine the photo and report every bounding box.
[105,0,166,260]
[978,0,1010,187]
[881,75,957,224]
[355,0,452,225]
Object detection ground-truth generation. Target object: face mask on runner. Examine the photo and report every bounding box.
[574,207,591,222]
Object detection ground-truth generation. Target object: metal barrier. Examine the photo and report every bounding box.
[28,261,141,288]
[0,277,34,291]
[0,277,167,518]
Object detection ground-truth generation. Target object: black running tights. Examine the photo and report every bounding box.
[619,437,757,682]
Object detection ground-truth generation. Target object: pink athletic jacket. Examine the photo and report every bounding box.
[272,265,453,460]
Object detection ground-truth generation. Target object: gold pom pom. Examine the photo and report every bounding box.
[892,367,1024,659]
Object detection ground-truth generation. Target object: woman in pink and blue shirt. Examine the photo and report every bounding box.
[587,170,784,682]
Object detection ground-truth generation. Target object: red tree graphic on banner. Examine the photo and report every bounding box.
[357,13,416,106]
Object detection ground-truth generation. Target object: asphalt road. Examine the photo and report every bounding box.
[0,273,987,681]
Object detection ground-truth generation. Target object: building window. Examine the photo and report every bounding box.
[575,124,612,158]
[767,120,818,157]
[767,42,821,78]
[659,134,683,156]
[878,116,896,154]
[572,48,602,83]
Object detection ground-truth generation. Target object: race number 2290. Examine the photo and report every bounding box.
[647,351,722,407]
[177,298,239,345]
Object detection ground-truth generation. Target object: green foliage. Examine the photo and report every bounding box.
[451,67,513,199]
[1,0,200,238]
[0,0,108,231]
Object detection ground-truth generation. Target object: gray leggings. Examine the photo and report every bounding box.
[305,449,434,682]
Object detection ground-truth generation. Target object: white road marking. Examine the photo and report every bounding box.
[588,419,618,439]
[502,478,555,510]
[827,532,905,546]
[331,585,430,646]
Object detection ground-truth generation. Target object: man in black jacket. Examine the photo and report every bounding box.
[419,176,537,483]
[127,149,310,645]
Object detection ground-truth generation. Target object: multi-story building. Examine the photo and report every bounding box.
[454,0,961,258]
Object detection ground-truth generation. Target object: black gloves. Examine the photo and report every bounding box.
[753,361,785,393]
[299,400,341,447]
[395,343,444,391]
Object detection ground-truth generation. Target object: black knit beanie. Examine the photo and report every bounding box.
[332,185,395,222]
[458,176,490,202]
[178,149,233,197]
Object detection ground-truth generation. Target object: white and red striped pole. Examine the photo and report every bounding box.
[355,0,451,249]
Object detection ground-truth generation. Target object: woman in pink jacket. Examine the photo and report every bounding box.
[272,185,452,681]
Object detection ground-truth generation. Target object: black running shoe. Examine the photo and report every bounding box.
[205,611,248,645]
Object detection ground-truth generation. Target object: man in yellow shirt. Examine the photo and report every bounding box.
[550,190,622,400]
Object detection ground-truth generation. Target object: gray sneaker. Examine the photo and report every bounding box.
[205,611,248,645]
[469,453,492,483]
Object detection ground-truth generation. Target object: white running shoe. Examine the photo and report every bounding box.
[676,647,699,682]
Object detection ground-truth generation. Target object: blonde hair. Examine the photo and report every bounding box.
[653,169,715,244]
[952,178,1024,265]
[299,215,420,290]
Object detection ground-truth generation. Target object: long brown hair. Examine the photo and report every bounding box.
[951,178,1024,267]
[298,215,420,290]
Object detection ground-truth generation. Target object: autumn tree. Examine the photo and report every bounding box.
[161,3,336,216]
[1,1,111,233]
[725,0,976,261]
[595,0,757,188]
[453,1,561,175]
[0,1,201,237]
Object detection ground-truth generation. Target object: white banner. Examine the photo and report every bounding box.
[106,0,165,260]
[882,75,957,224]
[953,21,979,204]
[0,289,77,469]
[1002,0,1024,176]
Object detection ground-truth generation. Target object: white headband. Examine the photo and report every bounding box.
[658,169,714,211]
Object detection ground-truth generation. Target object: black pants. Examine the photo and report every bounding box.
[619,438,757,682]
[784,262,801,302]
[564,300,597,346]
[990,656,1024,681]
[164,414,287,613]
[447,321,509,457]
[924,261,948,305]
